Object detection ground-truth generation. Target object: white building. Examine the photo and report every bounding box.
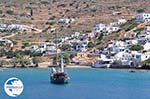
[143,41,150,51]
[0,38,13,48]
[30,42,60,55]
[136,13,150,22]
[114,51,150,66]
[30,45,39,52]
[110,19,127,26]
[126,40,138,47]
[93,23,106,32]
[70,40,89,52]
[58,18,75,24]
[93,23,120,34]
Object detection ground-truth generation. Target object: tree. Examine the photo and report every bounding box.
[88,41,95,48]
[11,58,19,67]
[32,57,42,67]
[60,44,71,51]
[60,53,72,65]
[6,10,14,15]
[142,58,150,64]
[0,10,3,14]
[31,51,43,57]
[0,60,4,67]
[96,33,104,45]
[5,50,15,58]
[137,8,145,13]
[129,45,144,51]
[22,42,30,49]
[19,58,31,67]
[11,56,31,67]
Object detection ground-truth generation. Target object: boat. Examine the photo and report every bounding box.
[50,56,69,84]
[50,27,69,84]
[91,58,113,68]
[129,70,136,73]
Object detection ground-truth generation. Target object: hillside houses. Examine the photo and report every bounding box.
[93,23,120,35]
[0,38,13,50]
[0,24,27,32]
[58,18,75,25]
[113,50,150,67]
[69,40,89,52]
[110,19,127,26]
[136,13,150,22]
[30,42,61,56]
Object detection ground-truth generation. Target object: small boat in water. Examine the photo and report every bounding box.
[129,70,136,73]
[50,56,69,84]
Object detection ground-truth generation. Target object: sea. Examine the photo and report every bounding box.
[0,68,150,99]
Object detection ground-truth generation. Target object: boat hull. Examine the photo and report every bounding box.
[50,72,69,84]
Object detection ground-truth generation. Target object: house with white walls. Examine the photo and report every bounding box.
[93,23,120,34]
[143,40,150,51]
[69,40,89,52]
[113,50,150,67]
[126,39,138,47]
[136,13,150,22]
[110,19,127,26]
[93,23,106,33]
[30,42,60,55]
[0,38,13,49]
[58,18,75,24]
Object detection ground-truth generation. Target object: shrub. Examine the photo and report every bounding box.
[0,10,3,14]
[88,42,95,47]
[137,8,145,13]
[129,45,144,51]
[6,10,14,15]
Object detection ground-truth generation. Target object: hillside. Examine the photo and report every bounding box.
[0,0,150,43]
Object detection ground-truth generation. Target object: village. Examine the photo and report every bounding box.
[1,12,150,69]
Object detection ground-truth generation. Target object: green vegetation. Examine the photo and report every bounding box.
[1,49,31,58]
[31,51,43,57]
[60,53,77,65]
[133,27,144,32]
[57,3,67,8]
[41,1,49,4]
[0,42,4,46]
[22,42,30,49]
[96,33,104,45]
[88,41,95,47]
[62,53,70,65]
[11,56,31,67]
[25,6,32,10]
[136,8,145,13]
[0,10,3,14]
[6,10,14,15]
[32,57,42,67]
[0,60,11,67]
[121,19,138,32]
[60,44,71,51]
[142,58,150,64]
[129,45,144,51]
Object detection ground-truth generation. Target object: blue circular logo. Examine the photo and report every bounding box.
[4,77,24,97]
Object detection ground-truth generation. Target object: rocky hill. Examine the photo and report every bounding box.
[0,0,150,42]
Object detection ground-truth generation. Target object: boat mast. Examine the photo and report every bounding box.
[55,28,59,71]
[61,56,64,73]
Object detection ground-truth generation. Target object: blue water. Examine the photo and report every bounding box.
[0,68,150,99]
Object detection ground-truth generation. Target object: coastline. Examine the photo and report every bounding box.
[1,63,150,70]
[0,65,150,71]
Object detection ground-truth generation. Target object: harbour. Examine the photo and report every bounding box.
[0,68,150,99]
